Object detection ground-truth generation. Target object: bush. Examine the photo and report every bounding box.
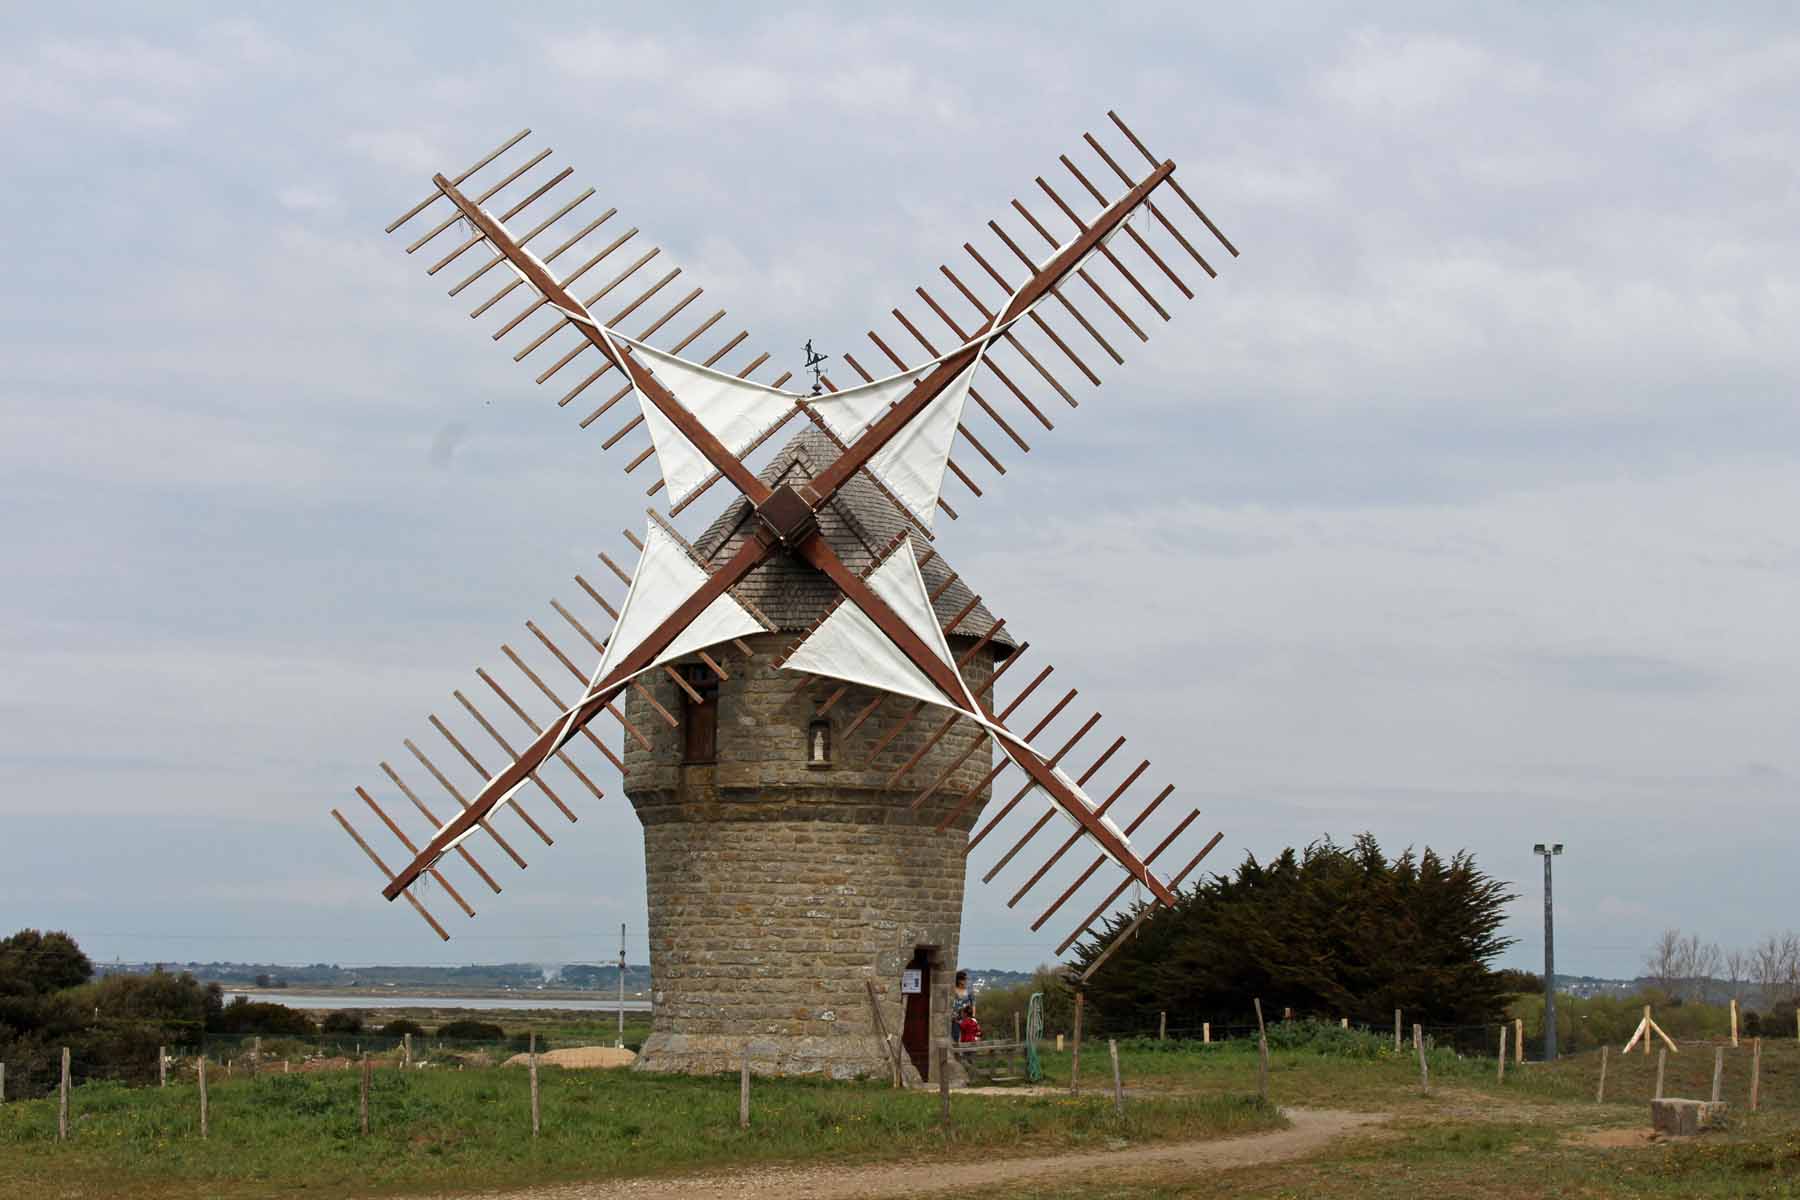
[321,1010,363,1034]
[379,1019,426,1038]
[435,1020,504,1041]
[211,997,316,1036]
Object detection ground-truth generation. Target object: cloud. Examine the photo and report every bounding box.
[3,4,1799,976]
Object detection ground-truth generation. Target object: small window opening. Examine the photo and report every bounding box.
[807,718,832,767]
[680,665,719,764]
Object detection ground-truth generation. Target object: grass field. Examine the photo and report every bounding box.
[1,1026,1795,1199]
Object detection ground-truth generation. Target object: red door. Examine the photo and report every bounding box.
[899,948,932,1080]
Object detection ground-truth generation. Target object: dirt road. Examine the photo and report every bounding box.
[454,1107,1385,1200]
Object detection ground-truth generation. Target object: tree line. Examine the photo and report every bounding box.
[0,930,512,1098]
[1065,834,1519,1041]
[1643,927,1800,1010]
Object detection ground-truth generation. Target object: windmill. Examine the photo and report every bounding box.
[335,113,1237,1079]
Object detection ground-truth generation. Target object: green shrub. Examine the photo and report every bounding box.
[435,1020,504,1041]
[379,1019,426,1038]
[321,1010,363,1034]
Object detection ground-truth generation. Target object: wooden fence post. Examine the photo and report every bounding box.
[1108,1039,1124,1115]
[1341,1017,1349,1030]
[1711,1046,1724,1103]
[1203,1022,1211,1045]
[1070,992,1084,1095]
[1730,998,1739,1047]
[1515,1017,1523,1064]
[1254,998,1266,1038]
[1414,1025,1428,1095]
[938,1044,950,1127]
[359,1054,370,1136]
[1750,1037,1762,1111]
[199,1057,209,1139]
[1654,1048,1666,1100]
[1257,1031,1270,1101]
[529,1033,540,1138]
[58,1047,69,1141]
[158,1046,167,1088]
[739,1045,750,1130]
[1394,1009,1401,1052]
[1056,1034,1064,1052]
[1497,1025,1506,1082]
[251,1036,261,1078]
[403,1033,412,1069]
[1159,1011,1166,1041]
[1595,1045,1608,1103]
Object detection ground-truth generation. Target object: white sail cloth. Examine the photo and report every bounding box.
[775,542,1143,873]
[435,520,763,857]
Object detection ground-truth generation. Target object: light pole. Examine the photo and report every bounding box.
[1532,843,1563,1061]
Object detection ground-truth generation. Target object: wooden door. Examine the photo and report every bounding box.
[899,948,932,1080]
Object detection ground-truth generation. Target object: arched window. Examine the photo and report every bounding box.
[807,719,831,767]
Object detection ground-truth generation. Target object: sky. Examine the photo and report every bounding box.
[2,3,1796,981]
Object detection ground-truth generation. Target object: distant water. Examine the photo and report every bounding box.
[231,992,650,1012]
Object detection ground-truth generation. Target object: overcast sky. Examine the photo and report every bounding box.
[3,3,1796,981]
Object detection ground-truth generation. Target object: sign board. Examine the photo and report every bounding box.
[900,968,922,995]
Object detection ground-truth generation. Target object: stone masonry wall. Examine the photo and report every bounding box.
[622,632,999,1078]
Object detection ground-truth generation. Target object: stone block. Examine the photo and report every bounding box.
[1650,1099,1727,1136]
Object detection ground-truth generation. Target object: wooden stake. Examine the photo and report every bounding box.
[1070,992,1084,1094]
[1644,1005,1653,1056]
[199,1057,209,1139]
[1108,1039,1124,1115]
[1341,1017,1349,1029]
[1203,1022,1211,1044]
[1254,997,1266,1038]
[1515,1017,1524,1064]
[1497,1025,1507,1082]
[1731,998,1739,1047]
[252,1036,261,1078]
[404,1033,412,1069]
[1394,1009,1402,1052]
[1595,1045,1608,1103]
[739,1045,750,1130]
[1159,1011,1166,1041]
[159,1046,166,1088]
[1654,1048,1666,1099]
[1415,1025,1429,1094]
[1056,1033,1064,1051]
[359,1055,370,1136]
[1258,1032,1270,1100]
[1751,1037,1762,1111]
[1711,1045,1724,1102]
[529,1033,541,1137]
[58,1046,69,1141]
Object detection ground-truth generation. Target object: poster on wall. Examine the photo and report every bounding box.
[900,968,922,994]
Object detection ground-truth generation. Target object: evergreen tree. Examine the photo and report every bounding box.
[1070,835,1515,1036]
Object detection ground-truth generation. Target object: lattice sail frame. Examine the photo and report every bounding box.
[333,113,1237,973]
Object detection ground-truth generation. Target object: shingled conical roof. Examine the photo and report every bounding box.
[692,426,1016,653]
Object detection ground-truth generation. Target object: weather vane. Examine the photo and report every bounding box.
[803,339,829,395]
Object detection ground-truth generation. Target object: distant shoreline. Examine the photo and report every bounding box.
[228,987,645,1002]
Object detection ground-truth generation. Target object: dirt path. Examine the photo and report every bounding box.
[454,1107,1385,1200]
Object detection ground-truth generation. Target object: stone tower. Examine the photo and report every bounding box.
[623,428,1013,1080]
